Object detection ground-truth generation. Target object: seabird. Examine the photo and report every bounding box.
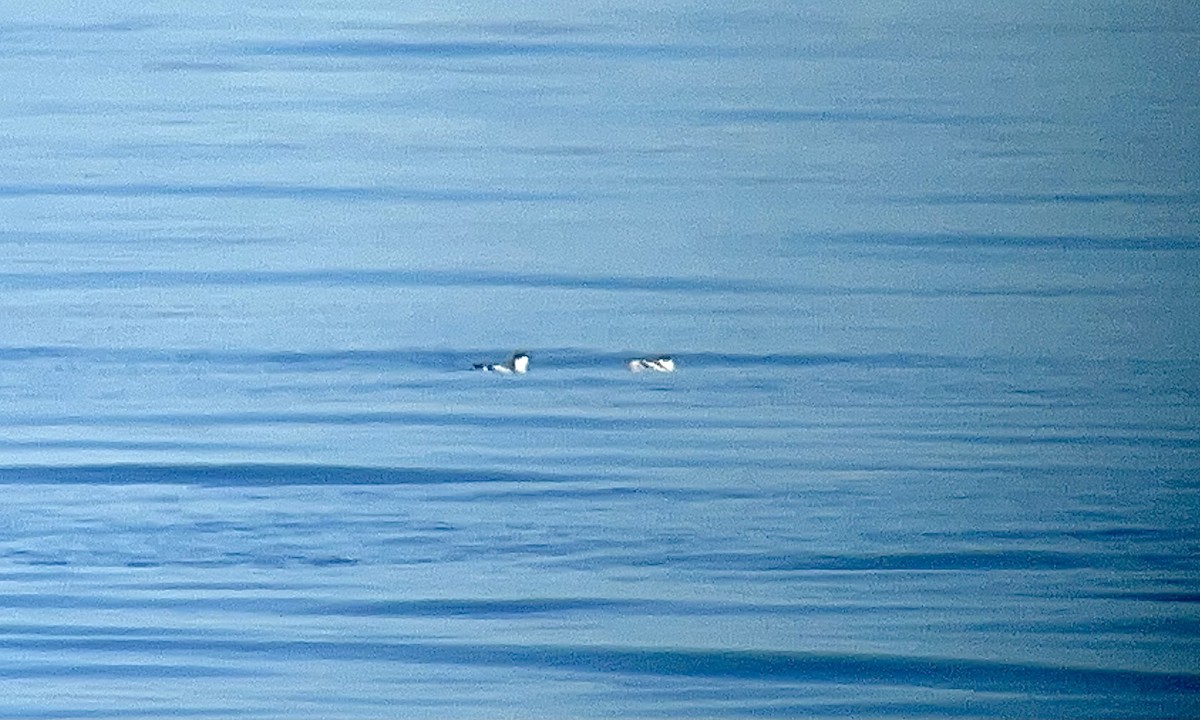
[627,356,675,373]
[473,352,529,374]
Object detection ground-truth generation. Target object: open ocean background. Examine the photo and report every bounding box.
[1,1,1198,717]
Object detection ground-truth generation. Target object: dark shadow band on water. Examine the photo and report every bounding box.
[0,663,254,680]
[884,191,1200,208]
[0,345,976,370]
[0,464,580,487]
[0,182,570,203]
[237,39,721,61]
[817,232,1200,251]
[0,267,1135,297]
[0,439,280,453]
[3,411,781,431]
[699,107,1029,128]
[2,636,1197,697]
[0,268,788,294]
[0,271,1139,301]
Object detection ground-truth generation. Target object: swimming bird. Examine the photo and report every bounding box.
[473,352,529,374]
[627,356,675,373]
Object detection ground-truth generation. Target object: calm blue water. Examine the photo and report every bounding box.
[1,2,1198,717]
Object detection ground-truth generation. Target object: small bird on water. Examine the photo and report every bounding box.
[473,352,530,374]
[627,356,676,373]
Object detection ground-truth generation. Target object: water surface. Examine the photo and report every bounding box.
[0,1,1197,717]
